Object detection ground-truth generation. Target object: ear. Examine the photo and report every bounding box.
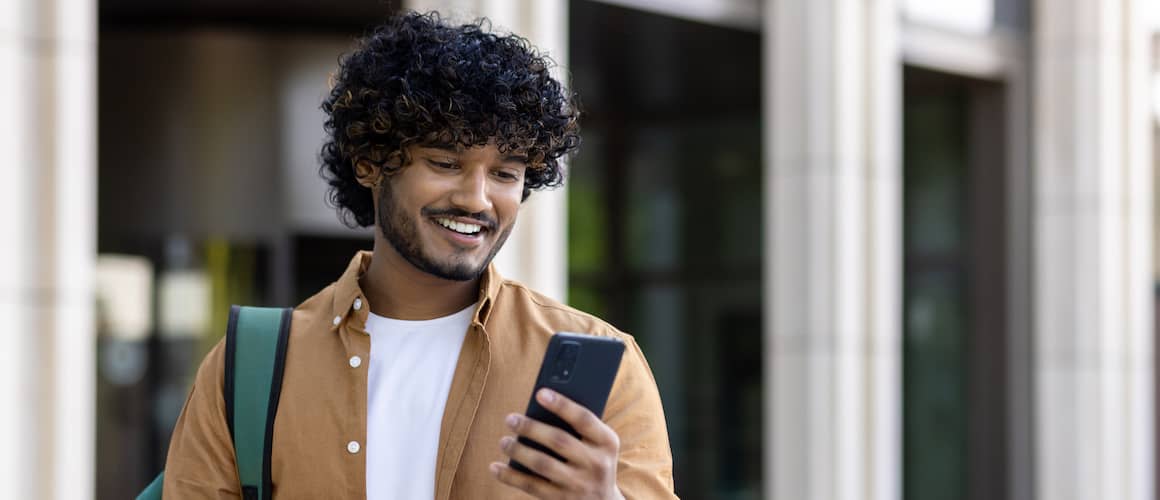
[354,159,379,188]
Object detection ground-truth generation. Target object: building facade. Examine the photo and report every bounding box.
[1,0,1158,499]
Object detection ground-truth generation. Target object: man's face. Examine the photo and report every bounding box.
[375,143,526,281]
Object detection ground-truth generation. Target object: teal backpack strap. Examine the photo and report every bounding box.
[137,305,292,500]
[136,473,163,500]
[224,305,293,500]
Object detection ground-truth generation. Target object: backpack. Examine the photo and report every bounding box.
[138,305,293,500]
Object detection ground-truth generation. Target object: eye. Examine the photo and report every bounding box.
[427,159,458,170]
[493,170,520,182]
[491,167,525,183]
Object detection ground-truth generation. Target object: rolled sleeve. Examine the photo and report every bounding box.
[605,336,677,499]
[162,339,241,500]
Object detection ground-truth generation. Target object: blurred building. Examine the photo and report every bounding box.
[2,0,1159,499]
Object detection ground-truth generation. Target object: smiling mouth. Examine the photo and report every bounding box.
[434,217,485,236]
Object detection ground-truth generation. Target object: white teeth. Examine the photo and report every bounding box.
[437,218,482,235]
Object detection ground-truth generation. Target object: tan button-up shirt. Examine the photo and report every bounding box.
[163,251,676,499]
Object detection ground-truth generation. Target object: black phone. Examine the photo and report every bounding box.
[509,332,625,478]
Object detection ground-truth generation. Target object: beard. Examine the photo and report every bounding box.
[376,179,513,281]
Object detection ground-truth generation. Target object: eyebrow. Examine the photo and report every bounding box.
[422,143,459,153]
[502,154,529,163]
[418,143,528,164]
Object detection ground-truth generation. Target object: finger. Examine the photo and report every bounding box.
[498,435,579,488]
[490,461,565,498]
[536,388,619,449]
[505,413,587,464]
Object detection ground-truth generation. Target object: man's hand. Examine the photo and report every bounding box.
[490,388,625,499]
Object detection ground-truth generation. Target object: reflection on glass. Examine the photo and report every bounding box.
[903,77,969,500]
[904,271,968,498]
[94,237,271,499]
[567,3,763,497]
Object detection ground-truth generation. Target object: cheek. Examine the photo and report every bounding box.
[494,193,523,223]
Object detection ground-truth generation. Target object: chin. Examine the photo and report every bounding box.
[432,263,487,282]
[419,251,490,281]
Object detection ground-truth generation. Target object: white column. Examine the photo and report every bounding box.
[764,1,901,499]
[0,2,36,499]
[405,0,570,301]
[1032,1,1155,500]
[0,0,97,498]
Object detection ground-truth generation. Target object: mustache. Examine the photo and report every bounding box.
[421,207,498,231]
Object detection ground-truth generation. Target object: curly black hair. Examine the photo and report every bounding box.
[320,11,582,228]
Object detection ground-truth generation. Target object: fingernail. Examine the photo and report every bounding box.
[490,463,501,476]
[538,388,556,403]
[500,436,514,450]
[506,414,520,430]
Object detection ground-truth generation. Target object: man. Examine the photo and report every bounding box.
[162,11,675,499]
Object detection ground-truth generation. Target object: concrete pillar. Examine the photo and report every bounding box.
[764,1,902,499]
[405,0,570,301]
[0,0,97,498]
[1032,1,1155,499]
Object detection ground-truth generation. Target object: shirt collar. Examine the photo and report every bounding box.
[474,261,503,325]
[330,250,503,329]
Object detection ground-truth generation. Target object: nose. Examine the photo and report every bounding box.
[448,165,492,215]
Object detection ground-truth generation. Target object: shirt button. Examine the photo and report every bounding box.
[353,298,363,310]
[347,441,360,454]
[332,315,342,326]
[349,356,362,368]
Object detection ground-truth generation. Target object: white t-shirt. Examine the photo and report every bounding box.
[365,303,473,500]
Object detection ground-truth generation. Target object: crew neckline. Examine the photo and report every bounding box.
[365,302,477,329]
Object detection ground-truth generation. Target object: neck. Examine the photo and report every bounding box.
[359,237,481,321]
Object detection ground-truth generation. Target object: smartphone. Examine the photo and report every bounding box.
[510,332,625,478]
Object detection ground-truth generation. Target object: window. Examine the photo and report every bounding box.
[568,2,762,497]
[903,67,1009,500]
